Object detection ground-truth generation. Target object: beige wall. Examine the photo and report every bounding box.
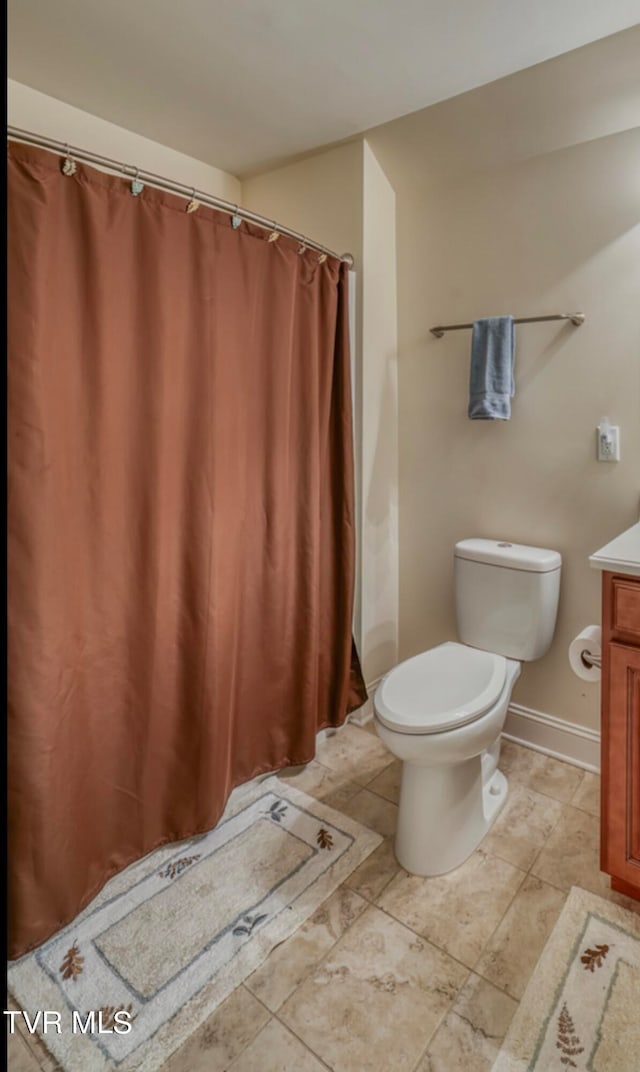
[244,141,400,686]
[241,141,364,267]
[387,127,640,732]
[361,143,399,681]
[243,140,366,648]
[366,26,640,196]
[8,81,398,686]
[11,33,639,730]
[8,80,241,201]
[224,43,640,727]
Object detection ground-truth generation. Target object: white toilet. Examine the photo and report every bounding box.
[374,538,561,876]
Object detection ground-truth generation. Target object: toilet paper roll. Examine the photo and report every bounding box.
[568,625,602,682]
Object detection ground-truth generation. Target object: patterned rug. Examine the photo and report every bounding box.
[8,775,381,1072]
[492,886,640,1071]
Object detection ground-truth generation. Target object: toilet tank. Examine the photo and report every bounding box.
[454,539,561,661]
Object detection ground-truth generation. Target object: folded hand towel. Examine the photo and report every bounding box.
[468,316,515,420]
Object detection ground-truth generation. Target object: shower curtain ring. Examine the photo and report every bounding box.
[297,242,307,255]
[61,144,77,177]
[130,168,144,196]
[186,188,200,213]
[231,206,242,229]
[317,252,328,264]
[268,219,280,242]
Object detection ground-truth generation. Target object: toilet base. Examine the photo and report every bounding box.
[394,754,508,877]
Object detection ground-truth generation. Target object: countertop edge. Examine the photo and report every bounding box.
[588,555,640,578]
[589,521,640,578]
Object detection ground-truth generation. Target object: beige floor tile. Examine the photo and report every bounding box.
[570,770,601,817]
[245,886,367,1011]
[499,741,584,802]
[279,904,467,1072]
[339,787,399,838]
[417,972,517,1072]
[12,1025,57,1072]
[314,723,393,786]
[277,759,361,811]
[483,783,563,871]
[6,999,56,1071]
[378,849,525,967]
[163,986,270,1072]
[474,874,566,1000]
[228,1019,327,1072]
[531,804,611,896]
[366,758,402,803]
[607,888,640,914]
[7,1032,43,1072]
[529,805,639,914]
[344,838,401,902]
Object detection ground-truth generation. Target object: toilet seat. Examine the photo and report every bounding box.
[375,642,507,736]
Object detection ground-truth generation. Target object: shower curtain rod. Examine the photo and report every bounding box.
[7,126,354,266]
[430,312,585,338]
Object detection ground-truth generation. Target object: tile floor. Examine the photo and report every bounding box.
[8,724,640,1072]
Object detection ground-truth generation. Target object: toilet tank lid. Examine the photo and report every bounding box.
[455,539,561,573]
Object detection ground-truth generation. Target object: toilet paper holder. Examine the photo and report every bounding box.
[580,650,601,670]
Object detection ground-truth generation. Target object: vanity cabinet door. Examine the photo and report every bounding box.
[601,641,640,896]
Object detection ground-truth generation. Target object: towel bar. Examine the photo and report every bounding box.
[430,312,585,338]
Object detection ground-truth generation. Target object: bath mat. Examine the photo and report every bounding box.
[8,774,382,1072]
[491,886,640,1071]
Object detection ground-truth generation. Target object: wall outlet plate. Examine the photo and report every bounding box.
[596,423,620,462]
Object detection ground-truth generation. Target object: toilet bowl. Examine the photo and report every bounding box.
[375,643,521,875]
[374,538,561,877]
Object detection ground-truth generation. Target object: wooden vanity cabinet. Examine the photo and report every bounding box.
[600,571,640,899]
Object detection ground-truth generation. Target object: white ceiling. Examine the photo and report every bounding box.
[7,0,640,176]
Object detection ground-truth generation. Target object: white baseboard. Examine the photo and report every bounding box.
[503,702,601,773]
[351,686,601,774]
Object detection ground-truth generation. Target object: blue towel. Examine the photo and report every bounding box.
[468,316,515,420]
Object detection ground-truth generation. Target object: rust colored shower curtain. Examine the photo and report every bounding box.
[7,143,367,960]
